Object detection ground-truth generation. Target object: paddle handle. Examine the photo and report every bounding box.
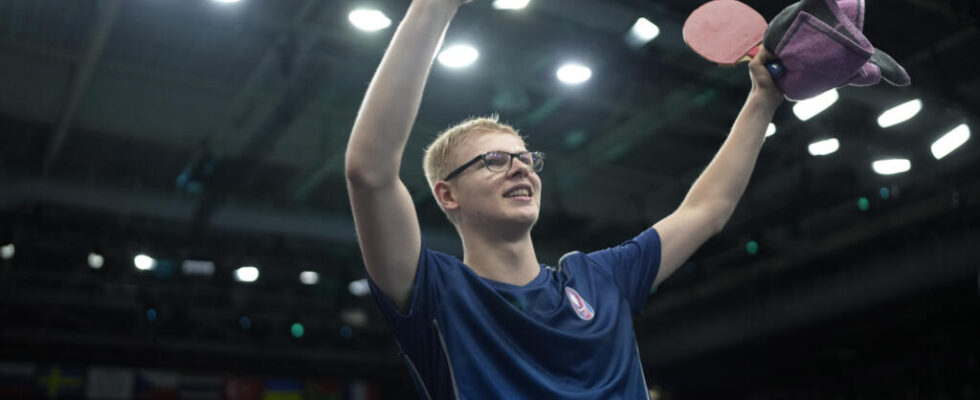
[746,45,786,79]
[765,62,785,78]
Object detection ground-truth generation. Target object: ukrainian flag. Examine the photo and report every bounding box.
[262,378,302,400]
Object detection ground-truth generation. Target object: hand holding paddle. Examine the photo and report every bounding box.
[748,46,785,105]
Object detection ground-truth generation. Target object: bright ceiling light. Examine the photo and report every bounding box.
[792,89,838,121]
[872,158,911,175]
[348,9,391,32]
[629,18,660,43]
[931,124,970,160]
[234,266,259,283]
[0,243,14,260]
[877,99,922,128]
[437,44,479,68]
[134,254,155,271]
[348,278,371,297]
[212,0,241,3]
[557,63,592,85]
[807,138,839,156]
[300,271,320,285]
[765,123,776,137]
[88,252,104,269]
[493,0,530,10]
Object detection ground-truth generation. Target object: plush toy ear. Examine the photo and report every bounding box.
[836,0,865,31]
[869,49,911,86]
[847,63,881,87]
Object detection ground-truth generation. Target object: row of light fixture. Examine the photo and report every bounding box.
[347,1,659,85]
[0,246,372,297]
[134,253,372,296]
[788,91,970,175]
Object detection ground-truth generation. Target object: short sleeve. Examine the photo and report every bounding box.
[367,236,439,332]
[584,228,661,315]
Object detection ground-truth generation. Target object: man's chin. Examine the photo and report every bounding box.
[489,211,538,235]
[509,212,539,230]
[462,207,539,234]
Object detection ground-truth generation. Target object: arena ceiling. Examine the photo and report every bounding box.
[1,0,978,397]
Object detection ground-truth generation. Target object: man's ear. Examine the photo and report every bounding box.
[434,181,459,211]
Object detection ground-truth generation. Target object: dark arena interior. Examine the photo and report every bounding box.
[1,0,978,398]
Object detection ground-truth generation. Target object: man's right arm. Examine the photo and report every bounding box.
[345,0,461,312]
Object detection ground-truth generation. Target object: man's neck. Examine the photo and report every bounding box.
[459,226,539,286]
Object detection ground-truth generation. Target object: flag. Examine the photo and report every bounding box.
[0,361,36,398]
[304,379,341,400]
[35,365,85,399]
[262,378,302,400]
[135,369,178,400]
[178,374,223,400]
[86,367,134,399]
[225,377,262,400]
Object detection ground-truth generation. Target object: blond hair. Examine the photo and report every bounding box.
[423,115,523,222]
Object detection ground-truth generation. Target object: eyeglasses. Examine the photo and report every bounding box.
[443,151,545,181]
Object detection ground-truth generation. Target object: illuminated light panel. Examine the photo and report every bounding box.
[877,99,922,128]
[88,252,104,269]
[300,271,320,285]
[557,63,591,84]
[348,9,391,32]
[872,158,911,175]
[931,124,970,160]
[792,89,838,121]
[807,138,839,156]
[348,279,370,297]
[234,266,259,283]
[0,244,13,260]
[134,254,155,271]
[492,0,530,10]
[437,44,479,68]
[629,18,660,43]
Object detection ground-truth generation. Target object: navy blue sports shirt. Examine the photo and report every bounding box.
[369,227,661,399]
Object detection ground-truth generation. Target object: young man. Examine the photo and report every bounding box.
[344,0,783,398]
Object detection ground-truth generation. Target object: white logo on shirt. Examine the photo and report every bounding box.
[565,287,594,320]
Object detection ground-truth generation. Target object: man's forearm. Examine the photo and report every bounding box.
[679,92,780,227]
[346,1,459,184]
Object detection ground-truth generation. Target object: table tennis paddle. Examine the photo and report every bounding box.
[683,0,784,76]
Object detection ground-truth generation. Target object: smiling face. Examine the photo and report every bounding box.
[435,131,543,233]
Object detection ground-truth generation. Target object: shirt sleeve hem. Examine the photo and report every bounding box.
[630,226,662,315]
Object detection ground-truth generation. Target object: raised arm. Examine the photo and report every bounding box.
[345,0,463,311]
[652,48,783,287]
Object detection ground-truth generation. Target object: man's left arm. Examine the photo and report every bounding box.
[652,48,783,287]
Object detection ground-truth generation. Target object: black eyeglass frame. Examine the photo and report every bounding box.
[443,151,545,181]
